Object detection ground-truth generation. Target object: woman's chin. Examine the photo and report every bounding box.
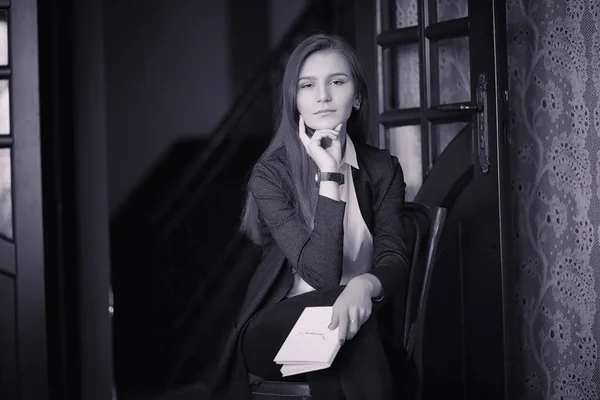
[306,120,343,131]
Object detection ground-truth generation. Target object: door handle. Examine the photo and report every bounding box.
[435,73,489,174]
[475,73,489,174]
[437,101,481,112]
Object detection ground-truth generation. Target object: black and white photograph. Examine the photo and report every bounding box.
[0,1,598,400]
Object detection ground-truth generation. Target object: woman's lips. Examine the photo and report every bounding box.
[314,109,336,115]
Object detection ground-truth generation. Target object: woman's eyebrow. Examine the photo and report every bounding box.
[298,72,349,80]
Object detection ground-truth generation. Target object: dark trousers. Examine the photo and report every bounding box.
[241,286,393,400]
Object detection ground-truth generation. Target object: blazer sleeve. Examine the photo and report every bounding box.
[248,162,346,289]
[369,155,410,299]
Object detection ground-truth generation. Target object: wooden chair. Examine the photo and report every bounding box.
[250,202,447,399]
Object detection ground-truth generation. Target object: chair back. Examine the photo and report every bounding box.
[399,202,447,399]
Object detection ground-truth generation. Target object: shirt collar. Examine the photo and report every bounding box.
[341,134,359,169]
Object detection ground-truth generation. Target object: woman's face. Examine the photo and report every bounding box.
[296,50,357,132]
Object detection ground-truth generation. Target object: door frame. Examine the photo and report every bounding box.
[467,0,513,397]
[37,0,115,398]
[8,0,48,398]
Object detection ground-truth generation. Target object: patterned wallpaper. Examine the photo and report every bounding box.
[508,0,600,398]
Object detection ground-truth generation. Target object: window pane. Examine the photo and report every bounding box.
[394,0,418,28]
[388,125,422,201]
[394,44,420,109]
[0,80,8,135]
[0,149,12,239]
[438,37,470,104]
[437,0,468,22]
[433,122,468,159]
[0,11,7,66]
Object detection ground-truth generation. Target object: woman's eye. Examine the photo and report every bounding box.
[300,83,313,89]
[331,80,344,85]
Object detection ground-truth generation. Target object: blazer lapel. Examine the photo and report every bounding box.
[352,151,374,234]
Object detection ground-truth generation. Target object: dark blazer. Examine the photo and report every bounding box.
[207,141,410,399]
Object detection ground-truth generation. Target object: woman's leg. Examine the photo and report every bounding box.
[242,286,346,399]
[241,286,392,400]
[335,314,393,400]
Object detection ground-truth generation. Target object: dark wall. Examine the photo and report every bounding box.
[105,0,307,213]
[104,0,231,213]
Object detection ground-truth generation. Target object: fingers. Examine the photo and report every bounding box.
[337,310,348,345]
[312,130,339,140]
[317,124,343,135]
[298,116,343,168]
[314,128,340,138]
[346,308,360,340]
[298,115,310,148]
[298,115,339,150]
[329,309,339,331]
[308,130,339,152]
[299,115,305,135]
[359,300,371,324]
[336,308,364,343]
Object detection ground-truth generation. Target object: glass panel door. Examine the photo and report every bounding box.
[0,2,17,399]
[377,0,473,200]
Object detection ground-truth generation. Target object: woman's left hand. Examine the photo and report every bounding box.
[328,276,376,343]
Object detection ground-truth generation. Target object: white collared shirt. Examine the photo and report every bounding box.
[286,135,374,298]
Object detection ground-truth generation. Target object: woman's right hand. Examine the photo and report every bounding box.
[298,115,342,171]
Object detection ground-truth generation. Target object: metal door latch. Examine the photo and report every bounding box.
[436,72,489,174]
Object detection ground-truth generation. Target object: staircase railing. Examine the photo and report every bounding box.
[147,0,335,234]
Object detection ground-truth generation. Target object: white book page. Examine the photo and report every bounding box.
[274,306,341,365]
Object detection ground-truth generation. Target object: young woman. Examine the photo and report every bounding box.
[210,33,410,400]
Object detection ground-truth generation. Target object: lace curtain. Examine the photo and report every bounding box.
[508,0,600,398]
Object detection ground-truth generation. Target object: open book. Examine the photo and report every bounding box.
[273,306,342,377]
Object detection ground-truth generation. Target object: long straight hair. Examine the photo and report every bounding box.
[240,33,371,245]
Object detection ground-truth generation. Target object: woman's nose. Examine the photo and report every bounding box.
[317,85,331,102]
